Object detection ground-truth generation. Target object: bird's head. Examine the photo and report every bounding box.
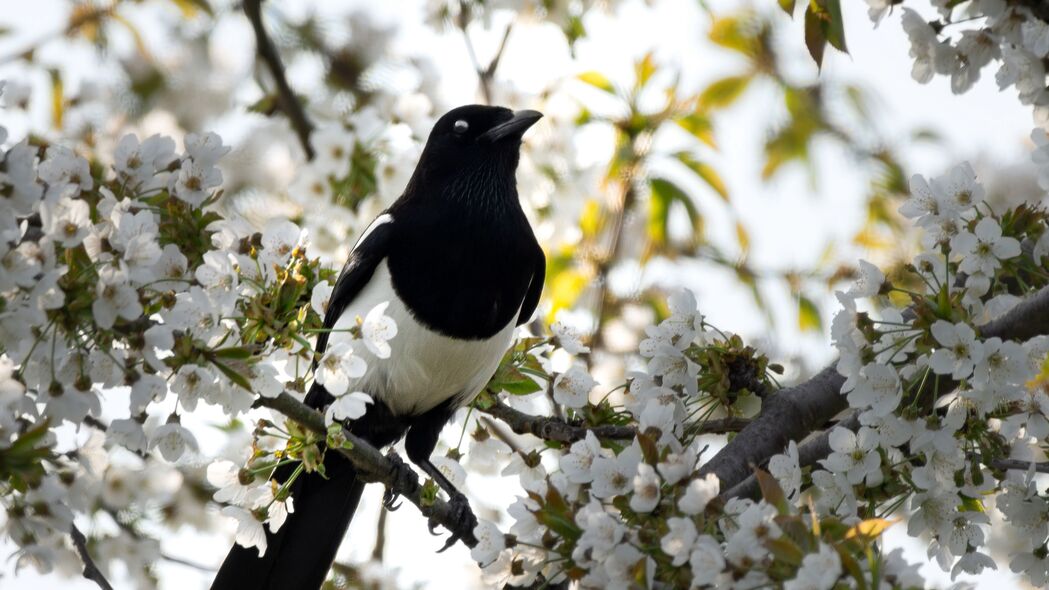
[404,105,542,203]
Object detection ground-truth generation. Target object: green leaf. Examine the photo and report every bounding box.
[675,113,716,148]
[779,0,796,15]
[648,178,672,246]
[823,0,848,53]
[213,346,254,360]
[708,16,757,57]
[676,153,729,202]
[845,518,897,541]
[248,93,280,116]
[755,468,790,514]
[212,360,253,392]
[577,71,616,95]
[634,52,657,88]
[736,220,750,253]
[488,363,542,396]
[765,536,805,566]
[804,4,827,69]
[48,68,63,129]
[838,547,868,589]
[170,0,213,17]
[698,75,751,111]
[798,296,822,332]
[648,178,704,248]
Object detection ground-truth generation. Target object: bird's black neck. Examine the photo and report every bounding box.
[385,157,538,341]
[399,145,521,215]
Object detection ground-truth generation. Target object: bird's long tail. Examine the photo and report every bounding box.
[210,442,365,590]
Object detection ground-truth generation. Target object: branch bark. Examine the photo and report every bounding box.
[255,392,478,547]
[706,284,1049,496]
[70,525,114,590]
[244,0,315,160]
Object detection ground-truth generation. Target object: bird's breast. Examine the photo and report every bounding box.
[327,260,517,416]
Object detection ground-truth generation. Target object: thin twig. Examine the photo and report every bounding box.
[160,552,216,572]
[480,416,522,454]
[69,524,114,590]
[102,507,214,572]
[457,16,514,104]
[244,0,315,160]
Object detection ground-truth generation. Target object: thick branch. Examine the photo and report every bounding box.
[699,365,846,492]
[244,0,315,160]
[70,525,114,590]
[723,412,860,501]
[255,393,477,547]
[481,398,748,444]
[704,284,1049,494]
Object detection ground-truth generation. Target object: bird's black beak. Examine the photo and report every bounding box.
[479,110,543,143]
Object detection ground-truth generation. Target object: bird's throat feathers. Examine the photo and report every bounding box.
[400,141,522,213]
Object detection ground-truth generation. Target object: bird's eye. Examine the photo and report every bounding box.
[453,119,469,134]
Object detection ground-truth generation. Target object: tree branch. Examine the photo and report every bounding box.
[706,284,1049,495]
[69,525,114,590]
[244,0,315,160]
[457,14,513,105]
[255,392,478,547]
[986,457,1049,474]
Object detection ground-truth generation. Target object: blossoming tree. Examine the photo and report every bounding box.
[4,0,1049,589]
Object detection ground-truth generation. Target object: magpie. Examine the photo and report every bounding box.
[211,105,546,590]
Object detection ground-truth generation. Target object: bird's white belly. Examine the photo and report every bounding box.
[326,260,517,416]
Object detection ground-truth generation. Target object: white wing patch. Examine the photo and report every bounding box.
[326,260,518,416]
[353,213,393,251]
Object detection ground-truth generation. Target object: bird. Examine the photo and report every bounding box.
[211,105,546,590]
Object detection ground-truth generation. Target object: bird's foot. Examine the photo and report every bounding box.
[428,491,478,552]
[382,451,415,511]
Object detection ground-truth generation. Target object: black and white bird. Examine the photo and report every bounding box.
[211,105,546,590]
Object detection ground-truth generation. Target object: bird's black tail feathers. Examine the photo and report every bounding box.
[210,451,365,590]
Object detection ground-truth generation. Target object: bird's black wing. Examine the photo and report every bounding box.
[517,244,546,326]
[314,215,396,358]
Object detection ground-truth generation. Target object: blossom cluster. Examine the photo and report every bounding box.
[805,161,1049,582]
[0,85,407,578]
[463,165,1049,587]
[463,289,927,588]
[876,1,1049,191]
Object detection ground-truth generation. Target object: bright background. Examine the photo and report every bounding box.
[0,0,1038,588]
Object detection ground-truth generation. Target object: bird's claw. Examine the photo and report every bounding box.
[429,492,477,553]
[382,451,415,511]
[382,489,402,511]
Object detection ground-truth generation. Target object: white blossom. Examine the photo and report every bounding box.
[92,266,143,329]
[361,301,398,359]
[315,341,367,396]
[929,320,985,379]
[679,473,719,515]
[629,463,661,513]
[951,217,1021,276]
[660,517,697,566]
[221,506,267,556]
[323,391,373,426]
[149,422,198,462]
[552,363,596,408]
[785,543,842,590]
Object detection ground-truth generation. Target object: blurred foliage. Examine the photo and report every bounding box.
[0,0,932,349]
